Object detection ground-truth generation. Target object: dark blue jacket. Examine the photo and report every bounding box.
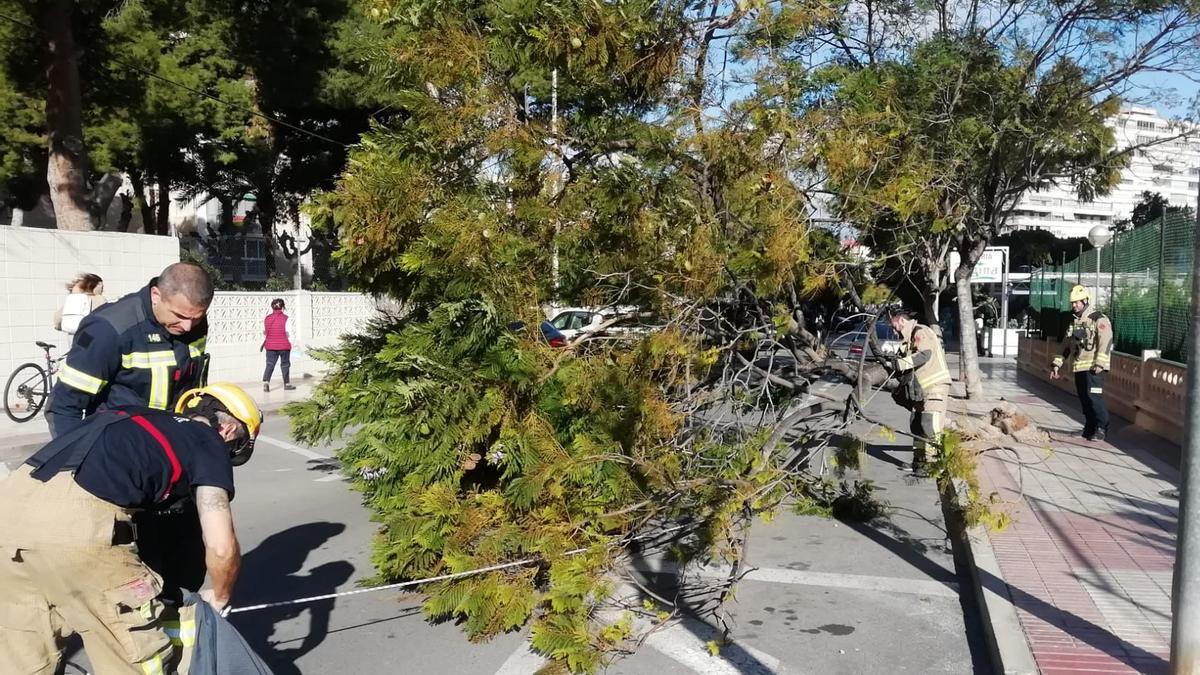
[180,593,274,675]
[48,283,209,437]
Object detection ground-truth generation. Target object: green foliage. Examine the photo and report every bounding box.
[993,231,1090,270]
[0,0,379,238]
[286,1,861,670]
[816,35,1123,248]
[792,477,889,522]
[930,430,1009,532]
[264,274,295,292]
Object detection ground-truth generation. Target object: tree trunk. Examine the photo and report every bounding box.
[91,172,123,227]
[923,292,940,326]
[955,266,982,399]
[155,177,170,236]
[257,185,278,276]
[130,171,153,233]
[39,0,94,231]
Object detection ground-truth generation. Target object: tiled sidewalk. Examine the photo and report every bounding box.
[957,360,1178,674]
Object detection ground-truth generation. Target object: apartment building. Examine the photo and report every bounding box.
[1006,107,1200,238]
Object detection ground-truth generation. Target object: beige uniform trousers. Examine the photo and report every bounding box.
[0,466,175,675]
[911,386,949,461]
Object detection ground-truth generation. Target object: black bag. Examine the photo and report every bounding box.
[891,369,925,409]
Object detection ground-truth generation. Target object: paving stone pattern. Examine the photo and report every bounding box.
[961,362,1178,674]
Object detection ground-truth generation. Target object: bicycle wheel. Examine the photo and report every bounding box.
[5,363,48,423]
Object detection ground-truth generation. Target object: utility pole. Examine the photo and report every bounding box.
[1169,167,1200,673]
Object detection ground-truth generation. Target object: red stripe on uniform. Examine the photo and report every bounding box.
[130,415,182,502]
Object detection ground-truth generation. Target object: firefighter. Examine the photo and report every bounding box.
[47,262,213,437]
[0,383,261,675]
[888,308,953,477]
[46,262,215,599]
[1051,284,1113,441]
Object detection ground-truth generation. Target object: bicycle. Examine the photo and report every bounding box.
[4,341,65,423]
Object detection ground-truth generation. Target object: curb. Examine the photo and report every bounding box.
[942,477,1039,675]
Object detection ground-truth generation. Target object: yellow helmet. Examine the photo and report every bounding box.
[176,383,263,465]
[1068,285,1090,303]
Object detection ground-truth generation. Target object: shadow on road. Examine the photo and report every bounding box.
[230,522,355,675]
[625,531,780,675]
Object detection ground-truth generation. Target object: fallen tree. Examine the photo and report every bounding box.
[286,1,909,671]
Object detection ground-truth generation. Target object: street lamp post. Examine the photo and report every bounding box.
[1087,225,1112,309]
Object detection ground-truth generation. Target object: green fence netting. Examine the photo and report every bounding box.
[1032,212,1196,362]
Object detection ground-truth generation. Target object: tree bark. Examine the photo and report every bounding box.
[91,172,122,227]
[130,171,153,233]
[256,183,278,276]
[955,239,987,399]
[155,177,171,235]
[955,274,981,397]
[39,0,94,231]
[922,291,940,326]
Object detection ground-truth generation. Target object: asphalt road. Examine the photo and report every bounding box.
[5,404,987,674]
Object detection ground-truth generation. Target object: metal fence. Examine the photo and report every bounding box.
[1030,211,1196,362]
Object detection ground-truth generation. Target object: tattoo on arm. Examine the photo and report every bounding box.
[195,486,231,513]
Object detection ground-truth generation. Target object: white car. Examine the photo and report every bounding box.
[547,307,607,340]
[546,306,647,341]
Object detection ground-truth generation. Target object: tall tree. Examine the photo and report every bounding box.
[287,1,868,670]
[812,0,1200,397]
[1130,191,1169,230]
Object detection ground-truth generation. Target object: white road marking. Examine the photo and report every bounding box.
[257,434,330,462]
[256,434,346,482]
[737,568,958,598]
[494,640,549,674]
[647,562,959,598]
[644,618,789,675]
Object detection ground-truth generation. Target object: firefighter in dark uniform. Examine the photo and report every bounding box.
[0,384,260,675]
[1051,284,1114,441]
[46,262,215,599]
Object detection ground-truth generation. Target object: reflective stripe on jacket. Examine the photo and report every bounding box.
[897,323,951,393]
[48,284,208,436]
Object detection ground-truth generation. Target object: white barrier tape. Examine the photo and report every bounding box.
[228,555,568,614]
[227,522,697,615]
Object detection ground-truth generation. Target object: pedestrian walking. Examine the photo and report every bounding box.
[1051,284,1113,441]
[0,383,260,675]
[53,272,107,335]
[262,297,295,392]
[888,308,953,478]
[45,261,215,601]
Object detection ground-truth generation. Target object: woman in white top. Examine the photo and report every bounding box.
[54,273,107,335]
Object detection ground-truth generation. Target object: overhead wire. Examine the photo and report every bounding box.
[0,9,352,150]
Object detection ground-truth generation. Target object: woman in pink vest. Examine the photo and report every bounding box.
[262,298,295,391]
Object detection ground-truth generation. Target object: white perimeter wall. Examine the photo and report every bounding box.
[205,291,381,383]
[1,228,180,380]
